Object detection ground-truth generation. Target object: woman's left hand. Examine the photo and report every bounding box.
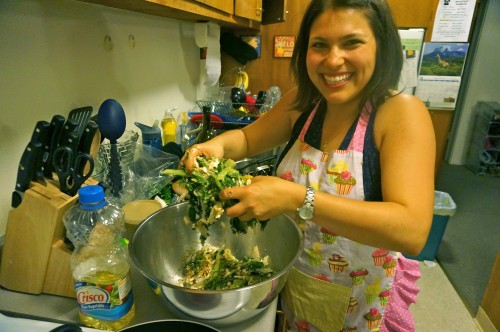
[219,176,302,221]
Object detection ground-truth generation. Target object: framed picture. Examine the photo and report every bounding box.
[241,35,262,58]
[274,35,295,58]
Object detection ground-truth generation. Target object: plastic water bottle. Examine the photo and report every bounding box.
[134,121,162,151]
[63,185,135,330]
[63,185,125,247]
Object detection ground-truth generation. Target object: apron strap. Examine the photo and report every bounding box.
[298,102,321,141]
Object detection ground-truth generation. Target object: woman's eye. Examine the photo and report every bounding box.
[310,42,327,49]
[345,39,363,47]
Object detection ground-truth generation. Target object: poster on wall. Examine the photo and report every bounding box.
[398,28,426,94]
[273,36,295,58]
[415,42,469,109]
[431,0,476,42]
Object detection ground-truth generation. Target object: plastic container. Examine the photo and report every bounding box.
[64,185,135,330]
[405,191,457,261]
[161,108,177,145]
[134,121,162,150]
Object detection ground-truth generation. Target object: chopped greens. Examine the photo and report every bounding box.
[158,182,174,205]
[180,244,273,290]
[162,156,268,243]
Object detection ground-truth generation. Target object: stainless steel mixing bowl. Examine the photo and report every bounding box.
[129,202,302,323]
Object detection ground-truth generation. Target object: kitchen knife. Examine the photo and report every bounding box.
[11,141,44,208]
[29,120,51,182]
[57,118,79,149]
[44,114,66,179]
[78,121,99,155]
[78,121,99,175]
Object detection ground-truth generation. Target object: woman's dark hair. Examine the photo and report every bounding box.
[291,0,403,111]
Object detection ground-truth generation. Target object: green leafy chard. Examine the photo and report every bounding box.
[162,156,268,243]
[180,244,273,290]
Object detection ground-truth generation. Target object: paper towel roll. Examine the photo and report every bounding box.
[194,22,208,48]
[205,22,221,87]
[195,22,221,99]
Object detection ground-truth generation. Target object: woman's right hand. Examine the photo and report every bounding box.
[180,143,224,173]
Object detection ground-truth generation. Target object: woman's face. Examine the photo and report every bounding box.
[306,8,377,108]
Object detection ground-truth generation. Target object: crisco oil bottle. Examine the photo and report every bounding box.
[161,108,177,145]
[66,185,135,331]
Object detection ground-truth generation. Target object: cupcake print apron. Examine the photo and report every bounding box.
[277,102,420,332]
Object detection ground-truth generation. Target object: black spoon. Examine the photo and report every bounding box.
[98,99,126,197]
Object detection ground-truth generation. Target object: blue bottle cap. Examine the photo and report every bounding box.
[78,185,106,210]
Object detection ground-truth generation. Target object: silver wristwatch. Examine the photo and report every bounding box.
[297,186,315,220]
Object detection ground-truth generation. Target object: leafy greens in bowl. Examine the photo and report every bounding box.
[162,156,268,243]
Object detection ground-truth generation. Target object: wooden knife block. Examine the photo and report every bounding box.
[0,179,97,298]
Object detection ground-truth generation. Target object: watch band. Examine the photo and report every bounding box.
[297,186,315,220]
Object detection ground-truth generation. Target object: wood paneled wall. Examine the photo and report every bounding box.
[220,1,310,95]
[221,0,442,96]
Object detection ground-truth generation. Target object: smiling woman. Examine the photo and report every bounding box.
[180,0,435,330]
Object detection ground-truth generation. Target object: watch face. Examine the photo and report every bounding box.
[299,205,313,220]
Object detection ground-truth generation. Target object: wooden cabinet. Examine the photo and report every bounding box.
[387,0,436,28]
[77,0,261,30]
[194,0,233,15]
[234,0,263,22]
[429,108,454,182]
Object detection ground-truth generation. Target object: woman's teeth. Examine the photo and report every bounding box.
[324,73,352,84]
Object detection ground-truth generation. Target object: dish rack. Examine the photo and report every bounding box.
[195,100,269,129]
[198,99,273,114]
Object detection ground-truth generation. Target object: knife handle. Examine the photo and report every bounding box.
[58,119,79,148]
[78,121,99,176]
[12,141,44,208]
[30,121,51,181]
[44,115,66,179]
[30,121,51,145]
[79,121,99,154]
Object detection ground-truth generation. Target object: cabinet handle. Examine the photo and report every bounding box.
[255,7,263,16]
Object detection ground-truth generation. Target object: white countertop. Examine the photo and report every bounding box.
[0,264,277,332]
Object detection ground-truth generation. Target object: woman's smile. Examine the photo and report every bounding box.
[323,73,353,86]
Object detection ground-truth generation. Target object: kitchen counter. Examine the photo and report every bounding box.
[0,262,277,332]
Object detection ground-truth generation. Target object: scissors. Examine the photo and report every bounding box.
[52,146,94,196]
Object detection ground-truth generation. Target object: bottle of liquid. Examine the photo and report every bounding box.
[161,108,177,145]
[64,185,135,331]
[134,121,162,150]
[195,105,216,144]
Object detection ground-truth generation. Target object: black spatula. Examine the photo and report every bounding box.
[68,106,93,137]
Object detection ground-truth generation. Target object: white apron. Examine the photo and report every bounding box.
[276,103,400,332]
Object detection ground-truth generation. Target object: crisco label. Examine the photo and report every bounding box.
[77,286,110,308]
[74,272,134,321]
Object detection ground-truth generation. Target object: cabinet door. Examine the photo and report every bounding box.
[262,0,287,24]
[386,0,436,28]
[194,0,233,14]
[235,0,263,22]
[429,109,454,182]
